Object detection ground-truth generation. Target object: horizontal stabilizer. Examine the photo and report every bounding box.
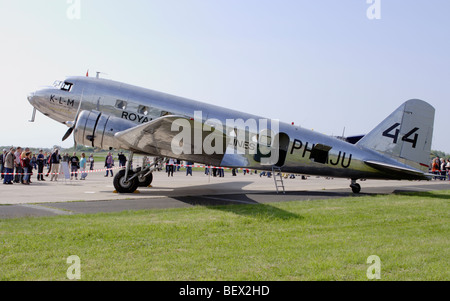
[364,160,429,179]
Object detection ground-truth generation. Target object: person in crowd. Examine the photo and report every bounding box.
[218,167,224,177]
[89,154,95,170]
[186,161,193,176]
[36,150,45,181]
[44,152,49,168]
[3,147,15,185]
[104,152,114,177]
[45,151,52,177]
[50,149,61,182]
[167,158,175,177]
[21,148,30,161]
[445,158,450,180]
[14,147,22,183]
[440,158,446,180]
[0,149,6,180]
[80,153,87,180]
[70,152,80,180]
[22,152,32,185]
[62,152,70,163]
[31,154,37,170]
[118,152,127,167]
[431,157,440,180]
[20,148,31,183]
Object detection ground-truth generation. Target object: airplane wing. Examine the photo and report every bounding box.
[363,160,430,179]
[114,115,228,166]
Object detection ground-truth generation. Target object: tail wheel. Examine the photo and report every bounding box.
[350,183,361,194]
[113,169,139,194]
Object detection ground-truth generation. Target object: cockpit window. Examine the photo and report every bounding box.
[61,82,73,92]
[53,80,63,88]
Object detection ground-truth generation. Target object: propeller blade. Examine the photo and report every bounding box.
[74,89,84,121]
[61,89,84,143]
[62,127,74,142]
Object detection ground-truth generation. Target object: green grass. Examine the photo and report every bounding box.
[0,191,448,281]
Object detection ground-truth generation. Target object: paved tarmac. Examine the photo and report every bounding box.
[1,169,449,219]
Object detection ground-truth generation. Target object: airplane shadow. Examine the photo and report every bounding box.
[393,190,450,200]
[135,181,365,221]
[120,180,441,220]
[171,194,303,221]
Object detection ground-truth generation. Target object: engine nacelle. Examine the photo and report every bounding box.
[74,110,136,150]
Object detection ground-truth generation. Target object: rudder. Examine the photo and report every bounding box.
[356,99,435,171]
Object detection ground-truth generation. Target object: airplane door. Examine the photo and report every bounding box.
[253,132,289,166]
[274,133,290,167]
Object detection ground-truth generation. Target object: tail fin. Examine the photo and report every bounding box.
[356,99,435,172]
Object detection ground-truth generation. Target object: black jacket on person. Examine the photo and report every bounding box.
[51,153,61,164]
[70,156,80,168]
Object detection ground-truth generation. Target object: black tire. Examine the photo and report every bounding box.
[351,183,361,194]
[134,167,154,187]
[113,169,139,194]
[138,172,153,187]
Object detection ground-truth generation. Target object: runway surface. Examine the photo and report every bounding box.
[1,169,448,219]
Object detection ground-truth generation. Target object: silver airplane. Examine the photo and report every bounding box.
[27,75,435,194]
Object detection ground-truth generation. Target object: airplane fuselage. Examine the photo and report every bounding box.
[28,76,431,182]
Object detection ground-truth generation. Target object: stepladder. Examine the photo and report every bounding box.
[272,166,285,194]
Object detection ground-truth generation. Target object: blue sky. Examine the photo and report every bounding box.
[0,0,449,153]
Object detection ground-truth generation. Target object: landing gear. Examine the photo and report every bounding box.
[113,153,163,193]
[350,179,361,194]
[136,167,153,187]
[114,169,139,194]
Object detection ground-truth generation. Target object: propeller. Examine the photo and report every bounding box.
[62,125,74,142]
[62,89,84,146]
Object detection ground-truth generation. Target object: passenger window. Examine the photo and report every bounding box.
[61,82,73,92]
[115,100,127,110]
[138,105,149,115]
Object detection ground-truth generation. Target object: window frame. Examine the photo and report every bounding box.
[115,99,128,110]
[61,82,73,92]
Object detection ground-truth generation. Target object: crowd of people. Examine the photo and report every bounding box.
[430,157,450,180]
[164,159,228,177]
[2,147,450,185]
[0,147,107,185]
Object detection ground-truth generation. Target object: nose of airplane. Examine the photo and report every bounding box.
[27,91,36,105]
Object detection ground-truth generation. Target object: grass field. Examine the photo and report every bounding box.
[0,190,448,281]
